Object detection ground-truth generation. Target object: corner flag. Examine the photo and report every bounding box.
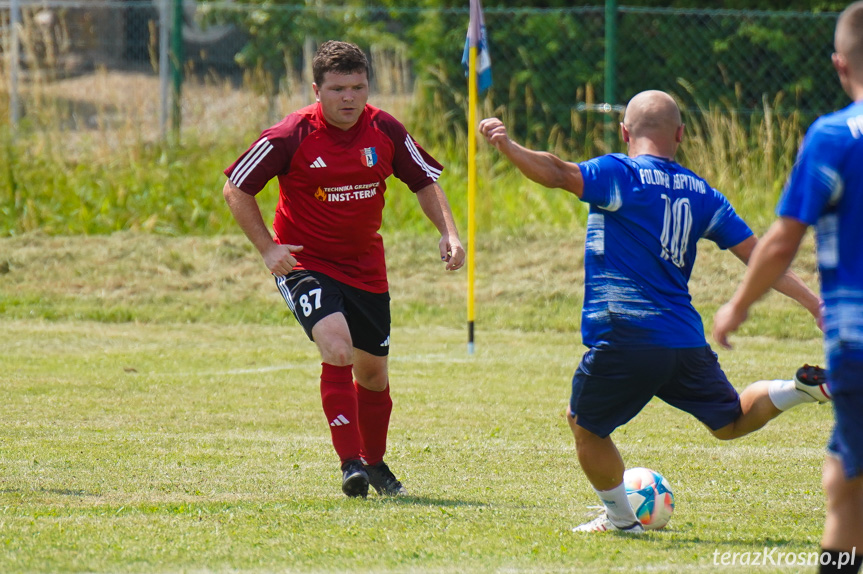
[462,0,492,93]
[463,0,490,354]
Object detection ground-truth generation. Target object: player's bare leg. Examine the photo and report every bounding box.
[568,410,642,533]
[311,313,368,497]
[353,350,388,391]
[710,380,781,440]
[353,349,406,495]
[568,411,625,490]
[711,365,829,440]
[312,312,354,366]
[822,456,863,562]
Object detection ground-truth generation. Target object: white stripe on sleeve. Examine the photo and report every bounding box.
[229,137,274,188]
[404,136,441,181]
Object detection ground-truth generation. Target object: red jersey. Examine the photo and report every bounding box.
[224,103,443,293]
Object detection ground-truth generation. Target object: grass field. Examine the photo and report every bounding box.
[0,229,830,573]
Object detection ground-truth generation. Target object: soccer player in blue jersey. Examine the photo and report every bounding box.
[479,90,827,533]
[714,3,863,571]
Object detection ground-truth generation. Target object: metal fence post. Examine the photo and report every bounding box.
[9,0,21,128]
[159,0,169,140]
[171,0,183,140]
[604,0,618,150]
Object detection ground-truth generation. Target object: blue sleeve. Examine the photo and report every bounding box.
[702,189,753,250]
[777,121,842,225]
[578,154,630,211]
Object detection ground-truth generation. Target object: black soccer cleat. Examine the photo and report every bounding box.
[341,459,369,498]
[365,461,408,496]
[794,364,832,403]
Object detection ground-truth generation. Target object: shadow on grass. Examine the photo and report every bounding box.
[371,495,489,508]
[630,527,809,549]
[0,487,99,497]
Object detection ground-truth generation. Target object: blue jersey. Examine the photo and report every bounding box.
[777,100,863,375]
[578,153,753,349]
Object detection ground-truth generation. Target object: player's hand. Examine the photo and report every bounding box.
[440,235,465,271]
[478,117,511,151]
[712,302,748,350]
[263,243,303,276]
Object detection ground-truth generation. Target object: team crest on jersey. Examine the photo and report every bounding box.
[315,187,327,202]
[360,147,378,168]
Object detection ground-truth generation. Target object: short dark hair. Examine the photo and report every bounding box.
[312,41,369,86]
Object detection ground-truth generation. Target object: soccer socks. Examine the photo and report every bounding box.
[767,379,814,411]
[320,363,362,464]
[319,363,393,466]
[355,381,392,466]
[595,482,640,527]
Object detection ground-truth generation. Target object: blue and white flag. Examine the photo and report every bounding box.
[462,0,492,93]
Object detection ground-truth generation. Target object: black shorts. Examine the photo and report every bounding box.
[275,270,391,356]
[570,346,742,438]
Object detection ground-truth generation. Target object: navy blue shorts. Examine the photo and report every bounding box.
[826,356,863,479]
[275,270,391,357]
[570,346,742,438]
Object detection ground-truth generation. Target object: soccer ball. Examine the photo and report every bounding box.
[624,467,675,530]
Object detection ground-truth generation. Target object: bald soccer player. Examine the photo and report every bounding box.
[479,90,827,533]
[714,4,863,571]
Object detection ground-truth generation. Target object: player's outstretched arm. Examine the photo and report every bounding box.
[222,179,303,275]
[415,182,465,271]
[714,217,813,348]
[478,117,584,198]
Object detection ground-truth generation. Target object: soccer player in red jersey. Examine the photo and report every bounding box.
[222,40,465,498]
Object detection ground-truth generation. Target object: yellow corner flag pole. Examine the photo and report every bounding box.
[467,44,477,355]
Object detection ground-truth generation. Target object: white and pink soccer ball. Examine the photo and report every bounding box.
[624,467,675,530]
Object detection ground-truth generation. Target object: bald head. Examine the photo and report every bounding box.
[621,90,684,158]
[623,90,682,139]
[836,1,863,77]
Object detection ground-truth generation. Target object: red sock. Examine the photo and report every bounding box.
[355,381,393,466]
[320,363,362,464]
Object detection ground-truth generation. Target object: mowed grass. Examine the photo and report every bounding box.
[0,230,829,573]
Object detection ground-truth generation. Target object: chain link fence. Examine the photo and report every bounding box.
[0,2,846,147]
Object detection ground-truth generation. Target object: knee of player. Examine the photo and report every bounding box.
[708,425,736,441]
[357,371,388,391]
[571,421,600,447]
[319,341,354,366]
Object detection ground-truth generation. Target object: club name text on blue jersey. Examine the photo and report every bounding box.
[639,169,707,194]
